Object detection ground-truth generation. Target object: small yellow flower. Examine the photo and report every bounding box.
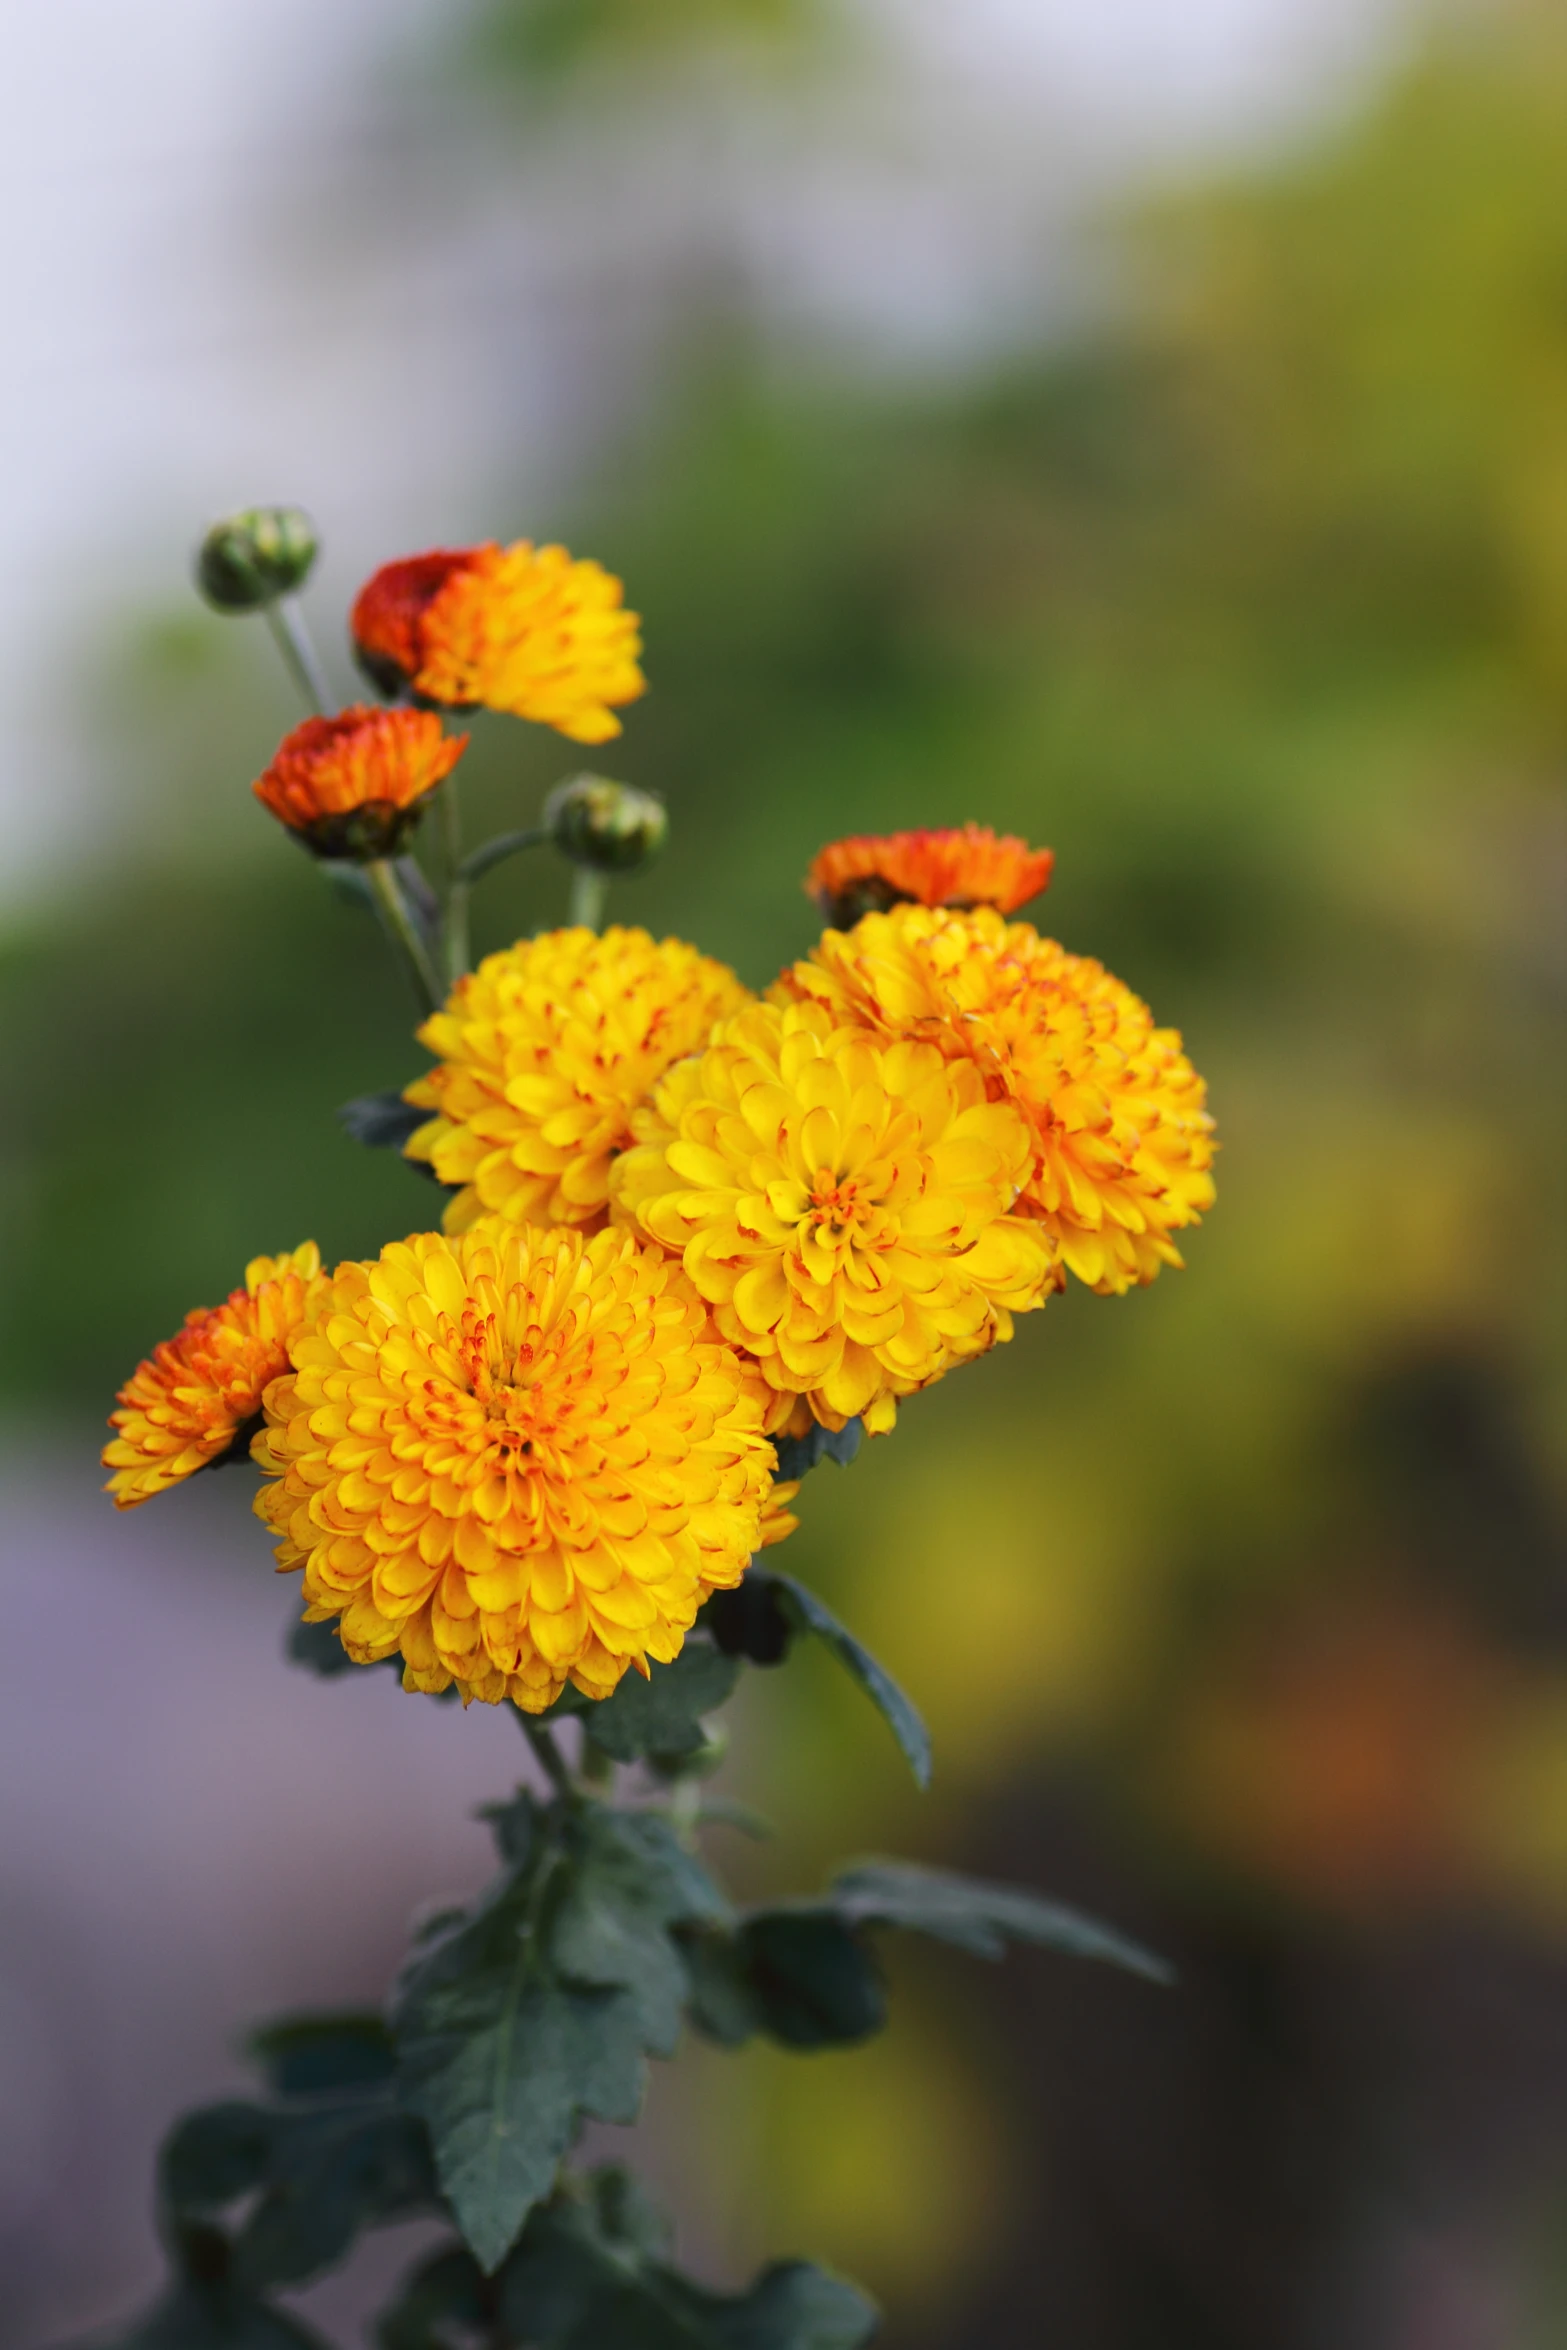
[253,1221,776,1713]
[781,903,1216,1294]
[611,997,1057,1435]
[104,1244,325,1508]
[405,926,752,1235]
[350,540,645,744]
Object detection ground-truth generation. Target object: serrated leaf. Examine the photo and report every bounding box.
[551,1807,728,2050]
[829,1860,1173,1983]
[393,1807,708,2273]
[246,2012,396,2100]
[764,1574,931,1790]
[553,1640,740,1762]
[338,1090,427,1151]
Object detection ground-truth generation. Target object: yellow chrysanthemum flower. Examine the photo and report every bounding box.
[104,1244,325,1508]
[350,541,644,744]
[253,1221,776,1713]
[404,926,752,1235]
[610,997,1057,1436]
[781,903,1215,1295]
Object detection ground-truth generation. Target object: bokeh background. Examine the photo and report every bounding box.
[4,0,1567,2343]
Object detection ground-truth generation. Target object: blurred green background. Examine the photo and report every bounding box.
[5,2,1567,2344]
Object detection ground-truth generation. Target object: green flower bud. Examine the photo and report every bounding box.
[196,506,319,612]
[544,774,668,873]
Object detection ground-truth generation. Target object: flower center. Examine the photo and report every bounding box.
[808,1168,862,1238]
[459,1306,548,1462]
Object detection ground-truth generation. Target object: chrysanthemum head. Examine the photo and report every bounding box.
[253,706,465,861]
[782,902,1216,1295]
[806,824,1054,928]
[104,1243,325,1509]
[254,1221,776,1713]
[350,540,645,743]
[404,925,752,1235]
[610,995,1058,1435]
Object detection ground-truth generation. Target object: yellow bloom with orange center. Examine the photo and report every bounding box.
[806,824,1054,928]
[404,926,752,1235]
[104,1244,325,1509]
[253,1221,776,1712]
[781,903,1215,1295]
[610,997,1057,1436]
[253,706,465,861]
[350,541,644,744]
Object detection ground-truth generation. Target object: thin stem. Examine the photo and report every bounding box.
[440,777,470,986]
[521,1719,576,1803]
[578,1733,615,1793]
[264,594,333,715]
[366,858,442,1013]
[569,866,608,932]
[459,827,549,886]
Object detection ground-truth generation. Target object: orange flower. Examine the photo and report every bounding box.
[104,1244,326,1508]
[350,540,645,744]
[253,706,465,860]
[806,824,1053,929]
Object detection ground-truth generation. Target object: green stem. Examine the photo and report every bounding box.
[366,858,442,1013]
[459,827,549,886]
[579,1734,615,1793]
[521,1719,577,1803]
[265,594,333,715]
[570,866,608,932]
[440,777,470,986]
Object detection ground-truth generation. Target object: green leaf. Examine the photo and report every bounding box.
[547,1638,741,1762]
[229,2106,436,2291]
[337,1090,426,1151]
[374,2245,490,2350]
[684,1913,885,2051]
[771,1417,862,1481]
[494,2170,878,2349]
[245,2012,396,2100]
[392,1800,722,2273]
[79,2278,332,2350]
[765,1573,931,1790]
[829,1860,1173,1983]
[552,1808,729,2050]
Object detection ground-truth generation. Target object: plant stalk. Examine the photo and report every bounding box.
[570,866,608,932]
[366,858,442,1013]
[264,594,333,715]
[440,776,470,985]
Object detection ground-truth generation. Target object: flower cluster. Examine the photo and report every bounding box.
[108,509,1217,1721]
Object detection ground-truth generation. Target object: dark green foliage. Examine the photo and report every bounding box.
[545,1635,741,1761]
[161,2094,436,2293]
[374,2166,878,2350]
[829,1860,1174,1982]
[390,1792,728,2271]
[682,1859,1168,2051]
[701,1578,796,1668]
[87,2261,331,2349]
[683,1913,886,2050]
[245,2013,398,2100]
[337,1090,433,1153]
[771,1418,862,1481]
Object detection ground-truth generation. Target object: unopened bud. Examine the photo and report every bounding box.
[544,775,667,873]
[196,506,319,612]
